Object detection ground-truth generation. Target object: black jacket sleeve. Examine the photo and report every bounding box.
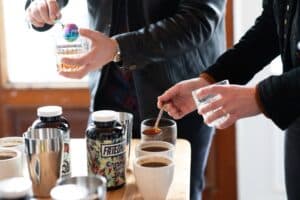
[115,0,226,68]
[203,0,280,85]
[258,68,300,130]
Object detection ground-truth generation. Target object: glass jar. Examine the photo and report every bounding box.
[86,110,126,190]
[31,105,71,177]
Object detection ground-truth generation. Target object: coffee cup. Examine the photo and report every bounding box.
[135,141,175,159]
[0,137,26,175]
[141,118,177,145]
[133,155,174,200]
[0,148,22,180]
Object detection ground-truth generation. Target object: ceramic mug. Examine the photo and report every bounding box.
[133,155,174,200]
[0,148,22,180]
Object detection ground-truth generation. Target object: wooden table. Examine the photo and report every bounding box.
[71,138,191,200]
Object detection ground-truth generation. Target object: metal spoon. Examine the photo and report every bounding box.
[154,106,165,130]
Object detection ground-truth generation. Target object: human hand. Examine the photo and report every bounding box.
[26,0,61,27]
[195,84,261,129]
[157,77,211,119]
[58,28,118,79]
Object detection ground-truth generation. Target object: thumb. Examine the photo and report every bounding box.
[79,28,104,42]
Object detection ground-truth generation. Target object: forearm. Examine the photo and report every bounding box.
[115,0,226,68]
[203,1,280,84]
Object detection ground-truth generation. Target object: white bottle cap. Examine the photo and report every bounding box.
[37,106,63,117]
[92,110,117,122]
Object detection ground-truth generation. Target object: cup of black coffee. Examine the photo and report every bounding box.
[133,155,174,200]
[135,141,174,159]
[0,148,22,180]
[141,118,177,145]
[0,137,26,175]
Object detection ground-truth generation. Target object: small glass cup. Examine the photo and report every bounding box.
[55,35,90,72]
[192,79,229,127]
[141,118,177,145]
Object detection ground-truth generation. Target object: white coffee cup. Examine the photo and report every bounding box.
[133,155,174,200]
[0,148,22,180]
[0,137,26,175]
[135,141,175,159]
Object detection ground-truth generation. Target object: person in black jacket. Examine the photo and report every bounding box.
[25,0,226,199]
[158,0,300,199]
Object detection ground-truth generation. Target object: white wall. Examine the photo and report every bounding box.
[234,0,287,200]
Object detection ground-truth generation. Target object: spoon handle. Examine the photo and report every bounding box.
[154,106,165,129]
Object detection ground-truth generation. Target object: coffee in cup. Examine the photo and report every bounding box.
[135,141,174,159]
[0,137,23,148]
[0,150,17,160]
[0,148,22,180]
[141,118,177,145]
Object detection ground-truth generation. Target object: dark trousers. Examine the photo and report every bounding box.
[285,117,300,200]
[176,111,214,200]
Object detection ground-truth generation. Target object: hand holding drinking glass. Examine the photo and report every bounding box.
[192,81,261,129]
[58,28,119,79]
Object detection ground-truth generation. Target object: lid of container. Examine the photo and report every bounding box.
[37,106,63,117]
[92,110,117,122]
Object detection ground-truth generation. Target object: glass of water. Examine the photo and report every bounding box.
[192,79,229,127]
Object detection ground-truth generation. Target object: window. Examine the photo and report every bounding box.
[1,0,89,88]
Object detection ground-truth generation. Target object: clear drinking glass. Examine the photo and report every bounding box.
[55,35,90,72]
[192,79,230,127]
[140,118,177,145]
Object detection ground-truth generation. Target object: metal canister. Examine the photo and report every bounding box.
[86,110,126,190]
[31,105,71,178]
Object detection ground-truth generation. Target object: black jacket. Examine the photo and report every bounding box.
[204,0,300,130]
[26,0,226,121]
[92,0,226,120]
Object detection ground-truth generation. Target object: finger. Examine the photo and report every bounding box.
[61,54,90,67]
[157,98,163,109]
[158,86,179,104]
[167,110,183,120]
[197,85,227,99]
[28,6,46,27]
[203,107,228,125]
[164,104,182,119]
[198,97,224,114]
[215,115,236,129]
[79,28,104,42]
[37,1,53,24]
[58,66,89,79]
[46,0,61,20]
[30,14,46,27]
